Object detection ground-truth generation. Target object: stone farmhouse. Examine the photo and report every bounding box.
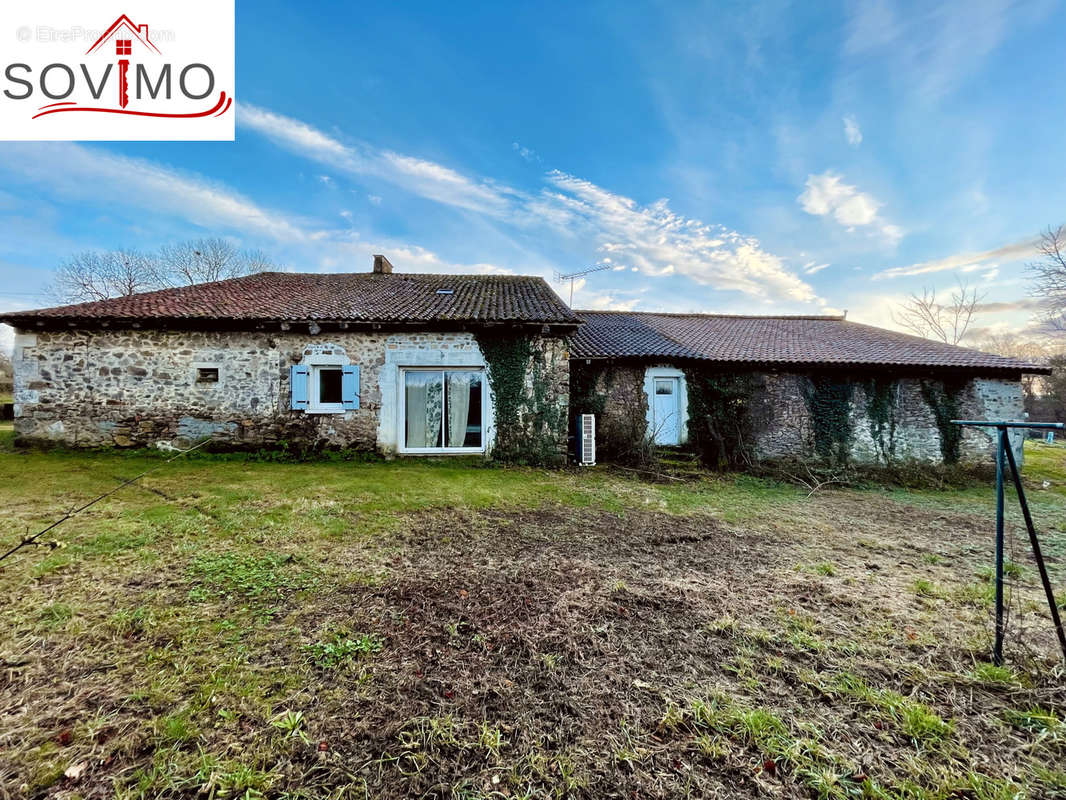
[0,256,1047,466]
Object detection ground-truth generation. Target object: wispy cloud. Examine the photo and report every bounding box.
[544,171,821,303]
[972,298,1043,313]
[239,105,823,306]
[512,141,540,162]
[0,143,308,242]
[843,115,862,147]
[873,235,1038,279]
[798,171,901,244]
[842,0,1051,104]
[238,104,511,215]
[803,261,831,275]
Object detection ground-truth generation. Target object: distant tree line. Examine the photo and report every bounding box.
[51,237,274,304]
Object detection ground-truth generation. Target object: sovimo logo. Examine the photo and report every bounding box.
[1,2,234,141]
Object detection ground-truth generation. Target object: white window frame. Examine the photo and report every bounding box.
[301,346,350,415]
[308,364,345,414]
[398,366,487,455]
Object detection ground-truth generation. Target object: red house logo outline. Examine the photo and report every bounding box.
[31,12,232,122]
[86,15,162,56]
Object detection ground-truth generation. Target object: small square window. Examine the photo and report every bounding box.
[116,39,131,56]
[196,367,220,384]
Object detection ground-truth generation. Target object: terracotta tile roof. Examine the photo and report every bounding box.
[571,311,1048,374]
[0,272,580,327]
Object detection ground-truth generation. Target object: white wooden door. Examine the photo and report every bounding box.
[651,377,680,445]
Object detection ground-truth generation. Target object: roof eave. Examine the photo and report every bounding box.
[567,352,1050,375]
[0,314,580,332]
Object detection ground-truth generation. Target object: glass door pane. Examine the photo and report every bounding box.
[405,371,443,448]
[445,371,482,448]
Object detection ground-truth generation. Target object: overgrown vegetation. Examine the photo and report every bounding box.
[304,631,384,669]
[570,363,657,466]
[863,377,899,462]
[684,370,764,470]
[2,423,1065,798]
[920,378,969,464]
[475,332,567,466]
[801,374,855,465]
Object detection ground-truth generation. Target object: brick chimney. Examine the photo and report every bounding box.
[372,254,394,274]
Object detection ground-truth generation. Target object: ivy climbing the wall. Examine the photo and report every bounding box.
[920,378,967,464]
[474,331,567,466]
[863,377,898,463]
[569,364,608,419]
[803,375,854,465]
[684,370,764,470]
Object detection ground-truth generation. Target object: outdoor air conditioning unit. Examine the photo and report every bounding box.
[578,414,596,466]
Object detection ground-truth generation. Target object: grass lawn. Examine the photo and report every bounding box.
[1,425,1065,799]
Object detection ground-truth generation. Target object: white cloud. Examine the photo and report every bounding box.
[542,171,820,304]
[238,104,511,215]
[873,235,1038,279]
[239,105,824,306]
[0,143,308,242]
[579,294,641,311]
[843,115,862,147]
[798,172,901,244]
[512,141,539,162]
[803,261,831,275]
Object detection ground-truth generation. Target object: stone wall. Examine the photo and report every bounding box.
[569,360,1027,465]
[753,373,1024,464]
[11,327,569,456]
[570,361,652,463]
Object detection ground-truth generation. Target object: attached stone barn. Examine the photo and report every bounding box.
[569,311,1047,467]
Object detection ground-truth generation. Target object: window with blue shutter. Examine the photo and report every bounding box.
[342,364,360,409]
[290,365,309,410]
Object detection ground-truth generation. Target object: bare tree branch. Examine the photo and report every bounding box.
[891,278,986,345]
[50,250,160,304]
[50,239,276,303]
[1028,224,1066,333]
[157,237,271,286]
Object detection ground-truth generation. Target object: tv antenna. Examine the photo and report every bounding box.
[554,263,611,305]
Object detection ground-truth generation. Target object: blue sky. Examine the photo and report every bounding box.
[2,0,1065,350]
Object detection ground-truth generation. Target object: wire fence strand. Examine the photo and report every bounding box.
[0,438,211,566]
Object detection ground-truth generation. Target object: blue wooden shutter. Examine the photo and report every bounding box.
[290,365,309,410]
[342,364,360,409]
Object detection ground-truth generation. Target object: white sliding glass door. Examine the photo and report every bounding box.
[402,369,485,453]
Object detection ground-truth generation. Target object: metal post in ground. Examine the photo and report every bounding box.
[1002,429,1066,663]
[951,419,1066,666]
[994,426,1006,666]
